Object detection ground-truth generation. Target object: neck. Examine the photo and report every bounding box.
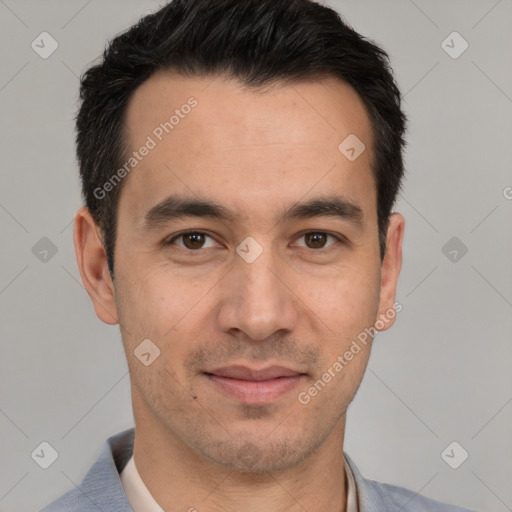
[132,399,347,512]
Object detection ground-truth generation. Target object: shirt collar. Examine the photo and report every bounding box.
[120,453,359,512]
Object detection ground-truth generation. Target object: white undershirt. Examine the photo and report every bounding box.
[120,453,358,512]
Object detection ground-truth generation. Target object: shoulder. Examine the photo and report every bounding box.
[39,428,135,512]
[344,453,475,512]
[371,480,475,512]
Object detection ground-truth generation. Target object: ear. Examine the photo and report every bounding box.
[375,213,405,331]
[73,206,119,325]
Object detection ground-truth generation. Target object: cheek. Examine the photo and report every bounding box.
[118,262,202,325]
[300,261,381,335]
[117,267,213,369]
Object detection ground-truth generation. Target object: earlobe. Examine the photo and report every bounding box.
[73,207,119,325]
[375,213,405,331]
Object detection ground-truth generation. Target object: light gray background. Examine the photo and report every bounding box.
[1,1,511,511]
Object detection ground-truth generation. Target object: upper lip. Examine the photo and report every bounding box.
[205,365,304,381]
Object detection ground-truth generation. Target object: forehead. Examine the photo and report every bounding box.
[119,71,376,225]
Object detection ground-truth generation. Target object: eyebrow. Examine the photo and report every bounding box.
[143,194,364,231]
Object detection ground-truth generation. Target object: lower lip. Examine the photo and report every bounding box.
[205,374,305,404]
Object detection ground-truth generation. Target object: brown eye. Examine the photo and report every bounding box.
[168,231,218,250]
[182,232,206,249]
[294,232,340,250]
[304,232,329,249]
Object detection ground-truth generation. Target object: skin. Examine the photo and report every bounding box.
[74,71,404,512]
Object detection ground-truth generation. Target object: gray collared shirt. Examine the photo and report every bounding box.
[120,452,359,511]
[40,428,476,512]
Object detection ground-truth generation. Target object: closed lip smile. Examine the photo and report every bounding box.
[203,365,307,403]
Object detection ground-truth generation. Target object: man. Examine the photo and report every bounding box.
[41,0,474,510]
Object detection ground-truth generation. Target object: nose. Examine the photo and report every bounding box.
[216,240,299,342]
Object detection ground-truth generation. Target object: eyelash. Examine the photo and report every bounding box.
[164,230,346,253]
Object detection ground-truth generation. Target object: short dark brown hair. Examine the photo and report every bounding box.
[76,0,407,277]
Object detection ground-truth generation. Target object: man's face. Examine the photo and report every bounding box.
[82,72,403,472]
